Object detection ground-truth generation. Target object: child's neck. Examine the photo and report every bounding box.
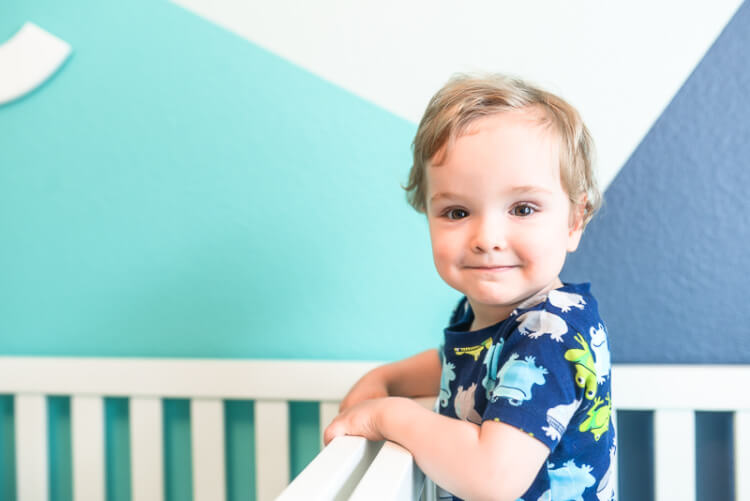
[468,278,564,331]
[468,304,515,331]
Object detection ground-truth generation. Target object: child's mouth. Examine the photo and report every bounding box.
[466,265,516,271]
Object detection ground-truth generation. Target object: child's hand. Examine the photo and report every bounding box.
[323,397,390,446]
[338,372,389,412]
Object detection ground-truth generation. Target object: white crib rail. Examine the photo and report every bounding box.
[2,358,749,501]
[130,396,164,501]
[737,410,750,501]
[0,356,379,501]
[255,400,290,501]
[279,437,427,501]
[614,365,750,501]
[191,398,226,501]
[282,364,750,501]
[282,397,434,501]
[14,394,48,501]
[348,440,426,501]
[71,395,106,501]
[277,436,383,501]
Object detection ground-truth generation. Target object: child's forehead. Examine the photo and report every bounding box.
[426,110,566,198]
[432,108,560,165]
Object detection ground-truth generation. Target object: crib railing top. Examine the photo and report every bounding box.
[612,364,750,411]
[2,357,750,501]
[0,356,381,400]
[2,356,749,411]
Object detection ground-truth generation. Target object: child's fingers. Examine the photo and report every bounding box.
[323,418,345,446]
[324,398,386,446]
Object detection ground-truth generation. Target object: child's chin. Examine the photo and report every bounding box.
[465,289,520,308]
[469,283,547,307]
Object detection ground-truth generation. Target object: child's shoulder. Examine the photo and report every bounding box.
[511,282,606,347]
[508,283,613,410]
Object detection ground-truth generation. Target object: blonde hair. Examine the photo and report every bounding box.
[405,74,601,228]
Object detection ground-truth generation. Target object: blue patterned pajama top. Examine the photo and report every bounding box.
[435,283,616,501]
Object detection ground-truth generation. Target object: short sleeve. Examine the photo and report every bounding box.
[480,309,590,451]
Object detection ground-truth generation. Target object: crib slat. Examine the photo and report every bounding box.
[190,399,226,501]
[71,396,105,501]
[319,402,340,447]
[349,441,424,501]
[130,397,164,501]
[611,410,619,501]
[736,410,750,501]
[15,394,48,501]
[255,400,289,501]
[654,410,695,501]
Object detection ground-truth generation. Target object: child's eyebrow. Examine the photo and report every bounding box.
[429,192,460,204]
[429,186,554,204]
[508,185,555,195]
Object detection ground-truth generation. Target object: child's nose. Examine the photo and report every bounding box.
[470,217,507,253]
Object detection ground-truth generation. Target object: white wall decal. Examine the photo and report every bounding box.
[0,22,72,106]
[170,0,742,190]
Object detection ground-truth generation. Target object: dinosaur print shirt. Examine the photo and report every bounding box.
[435,283,616,501]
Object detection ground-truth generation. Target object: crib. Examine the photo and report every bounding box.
[0,357,748,501]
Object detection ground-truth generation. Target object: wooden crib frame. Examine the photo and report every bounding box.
[1,357,748,501]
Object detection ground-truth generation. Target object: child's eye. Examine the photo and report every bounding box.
[511,204,536,217]
[445,208,469,220]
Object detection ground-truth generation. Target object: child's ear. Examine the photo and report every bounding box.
[566,196,587,252]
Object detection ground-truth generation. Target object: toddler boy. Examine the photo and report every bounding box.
[324,74,615,501]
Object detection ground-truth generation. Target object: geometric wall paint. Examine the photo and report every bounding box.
[172,0,743,192]
[0,0,448,361]
[562,0,750,363]
[1,2,745,500]
[2,0,748,365]
[0,22,71,105]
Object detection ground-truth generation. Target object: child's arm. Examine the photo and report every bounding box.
[324,397,548,501]
[339,349,441,411]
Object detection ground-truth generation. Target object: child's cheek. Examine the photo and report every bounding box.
[521,232,567,275]
[431,239,460,285]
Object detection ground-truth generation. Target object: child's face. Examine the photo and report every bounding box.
[425,110,584,321]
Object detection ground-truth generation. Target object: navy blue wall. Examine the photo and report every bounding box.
[563,1,750,364]
[563,7,749,497]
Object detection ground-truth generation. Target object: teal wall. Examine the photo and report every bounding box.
[0,0,456,361]
[9,3,743,499]
[1,2,457,500]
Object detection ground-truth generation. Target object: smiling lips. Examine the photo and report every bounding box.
[465,265,517,271]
